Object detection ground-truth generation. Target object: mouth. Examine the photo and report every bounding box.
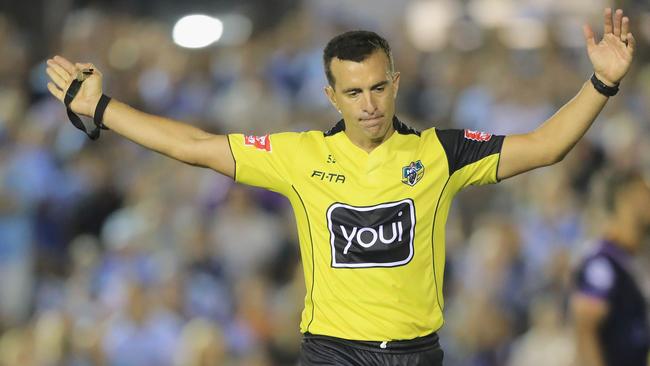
[359,115,384,128]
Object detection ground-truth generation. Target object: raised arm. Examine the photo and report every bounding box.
[571,294,609,366]
[45,56,235,178]
[497,8,635,180]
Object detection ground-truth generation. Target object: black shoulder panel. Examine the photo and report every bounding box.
[393,116,421,136]
[324,120,345,137]
[435,129,504,176]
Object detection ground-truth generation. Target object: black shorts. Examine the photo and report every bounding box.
[299,332,444,366]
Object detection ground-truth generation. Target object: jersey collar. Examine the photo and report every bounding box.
[324,116,421,137]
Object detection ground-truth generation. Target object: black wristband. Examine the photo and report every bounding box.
[590,73,619,97]
[94,94,112,130]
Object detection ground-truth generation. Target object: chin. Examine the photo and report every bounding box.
[366,125,390,141]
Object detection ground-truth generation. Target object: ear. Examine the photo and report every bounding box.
[392,71,401,99]
[324,85,340,112]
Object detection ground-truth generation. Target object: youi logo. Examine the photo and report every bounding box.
[327,199,415,268]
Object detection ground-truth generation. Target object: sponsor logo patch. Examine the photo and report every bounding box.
[464,129,492,142]
[244,134,271,151]
[311,170,345,183]
[402,161,424,187]
[327,199,415,268]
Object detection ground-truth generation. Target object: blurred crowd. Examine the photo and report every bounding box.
[1,0,650,365]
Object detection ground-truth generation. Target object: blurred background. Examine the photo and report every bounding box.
[1,0,650,365]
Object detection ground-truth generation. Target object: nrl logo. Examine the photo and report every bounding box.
[402,160,424,187]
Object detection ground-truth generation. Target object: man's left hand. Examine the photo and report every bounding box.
[583,8,635,87]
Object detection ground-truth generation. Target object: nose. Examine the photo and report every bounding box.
[361,92,377,114]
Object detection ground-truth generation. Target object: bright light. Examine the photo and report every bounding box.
[172,14,223,49]
[468,0,515,28]
[219,14,253,46]
[498,17,547,50]
[405,0,461,52]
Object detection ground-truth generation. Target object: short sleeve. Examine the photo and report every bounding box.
[435,128,504,188]
[227,132,297,195]
[576,257,616,300]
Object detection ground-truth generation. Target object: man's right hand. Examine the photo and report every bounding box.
[46,55,235,177]
[46,56,103,118]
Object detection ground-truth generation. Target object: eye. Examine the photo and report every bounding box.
[373,86,385,92]
[347,91,359,97]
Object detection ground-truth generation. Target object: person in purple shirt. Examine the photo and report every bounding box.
[572,171,650,366]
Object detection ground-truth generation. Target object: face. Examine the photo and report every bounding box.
[325,50,400,148]
[619,179,650,227]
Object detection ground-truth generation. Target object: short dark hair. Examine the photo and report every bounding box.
[323,30,393,87]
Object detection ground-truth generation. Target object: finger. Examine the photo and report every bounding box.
[627,32,636,54]
[46,59,71,83]
[604,8,613,34]
[75,62,95,71]
[53,55,76,74]
[46,66,69,90]
[621,16,629,42]
[47,82,64,102]
[582,24,597,49]
[613,9,622,37]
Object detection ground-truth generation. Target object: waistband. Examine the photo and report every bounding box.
[302,332,440,353]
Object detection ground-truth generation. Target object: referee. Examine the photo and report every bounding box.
[45,8,635,366]
[571,172,650,366]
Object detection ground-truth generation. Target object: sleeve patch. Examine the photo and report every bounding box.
[464,129,492,142]
[244,134,272,152]
[584,258,614,293]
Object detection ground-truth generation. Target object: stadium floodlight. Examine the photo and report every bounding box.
[498,17,547,50]
[218,14,253,46]
[405,0,461,52]
[172,14,223,49]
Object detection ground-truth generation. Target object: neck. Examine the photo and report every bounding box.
[605,214,643,253]
[344,127,395,153]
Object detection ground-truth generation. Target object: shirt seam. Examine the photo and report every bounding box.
[292,185,317,332]
[226,134,237,181]
[431,175,452,314]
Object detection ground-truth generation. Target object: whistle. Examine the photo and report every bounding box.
[75,68,94,82]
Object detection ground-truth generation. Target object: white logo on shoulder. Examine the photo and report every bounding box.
[464,129,492,142]
[585,258,614,292]
[244,134,272,152]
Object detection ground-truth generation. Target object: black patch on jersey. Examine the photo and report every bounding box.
[323,116,420,137]
[435,129,504,176]
[327,199,415,268]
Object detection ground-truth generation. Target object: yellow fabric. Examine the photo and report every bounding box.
[227,127,501,341]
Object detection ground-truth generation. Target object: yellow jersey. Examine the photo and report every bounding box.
[227,117,503,341]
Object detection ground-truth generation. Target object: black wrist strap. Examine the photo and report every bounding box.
[63,73,110,140]
[64,79,100,140]
[590,73,619,97]
[94,94,112,130]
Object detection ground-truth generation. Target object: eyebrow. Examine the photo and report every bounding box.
[341,80,389,94]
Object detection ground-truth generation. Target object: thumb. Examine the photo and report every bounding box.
[75,62,94,69]
[583,24,597,50]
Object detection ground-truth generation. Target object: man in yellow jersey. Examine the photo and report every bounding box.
[45,7,635,366]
